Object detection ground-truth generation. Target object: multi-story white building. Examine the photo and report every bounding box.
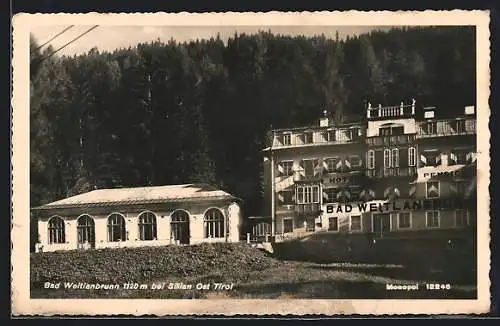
[262,100,477,241]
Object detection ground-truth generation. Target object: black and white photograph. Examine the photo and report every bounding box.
[12,11,491,315]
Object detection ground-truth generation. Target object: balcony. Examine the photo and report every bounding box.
[366,167,417,179]
[295,203,321,215]
[416,118,476,139]
[271,128,365,149]
[366,135,416,146]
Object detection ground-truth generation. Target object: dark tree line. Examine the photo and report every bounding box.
[30,26,476,218]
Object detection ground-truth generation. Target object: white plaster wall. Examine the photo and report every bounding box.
[35,201,242,253]
[367,118,416,137]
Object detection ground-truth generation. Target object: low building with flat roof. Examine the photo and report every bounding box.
[32,184,243,252]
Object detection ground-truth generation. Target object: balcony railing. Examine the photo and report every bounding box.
[295,203,321,215]
[272,129,365,149]
[366,135,416,146]
[416,118,476,139]
[366,167,417,178]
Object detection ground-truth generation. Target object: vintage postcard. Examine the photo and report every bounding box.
[12,11,491,316]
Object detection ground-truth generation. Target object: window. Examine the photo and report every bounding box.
[455,209,468,227]
[384,149,391,168]
[283,133,291,145]
[296,185,320,204]
[391,148,399,168]
[379,127,391,136]
[350,215,362,231]
[326,157,341,172]
[77,215,95,248]
[324,188,337,203]
[283,218,293,233]
[398,212,411,229]
[392,126,404,135]
[138,211,157,241]
[328,217,339,231]
[306,218,315,232]
[204,208,225,238]
[279,190,295,205]
[450,150,467,165]
[421,150,440,166]
[48,216,65,244]
[349,155,362,168]
[302,159,315,176]
[350,188,361,202]
[408,147,416,166]
[426,211,440,228]
[327,130,336,142]
[253,222,271,237]
[107,213,126,242]
[455,120,466,133]
[281,161,294,176]
[171,210,190,243]
[367,150,375,169]
[380,126,403,136]
[426,181,440,198]
[455,181,469,194]
[303,132,313,144]
[350,128,361,140]
[427,122,436,134]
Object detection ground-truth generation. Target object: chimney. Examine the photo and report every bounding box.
[319,110,329,127]
[424,106,435,119]
[464,106,475,115]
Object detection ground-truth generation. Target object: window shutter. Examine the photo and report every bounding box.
[449,152,457,165]
[276,162,284,177]
[409,185,416,198]
[314,159,322,177]
[322,190,329,201]
[435,153,441,166]
[277,192,284,204]
[322,159,329,172]
[335,159,343,171]
[466,152,476,163]
[420,154,427,166]
[299,160,306,177]
[344,158,352,169]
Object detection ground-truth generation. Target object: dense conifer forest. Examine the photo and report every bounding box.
[30,26,475,218]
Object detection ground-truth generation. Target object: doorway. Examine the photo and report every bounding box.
[372,213,391,237]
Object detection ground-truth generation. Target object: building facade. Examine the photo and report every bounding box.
[33,184,243,252]
[263,100,477,241]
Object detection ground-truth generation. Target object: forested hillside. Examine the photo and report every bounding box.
[30,26,476,217]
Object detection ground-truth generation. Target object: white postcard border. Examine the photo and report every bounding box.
[12,10,491,315]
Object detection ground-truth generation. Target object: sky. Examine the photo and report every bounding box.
[31,25,394,57]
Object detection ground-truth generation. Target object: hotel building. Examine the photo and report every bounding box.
[262,100,477,241]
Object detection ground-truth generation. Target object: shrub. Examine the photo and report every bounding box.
[30,243,278,286]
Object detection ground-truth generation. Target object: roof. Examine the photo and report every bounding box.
[34,184,241,210]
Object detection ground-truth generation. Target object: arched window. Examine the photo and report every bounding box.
[107,213,126,242]
[171,210,190,244]
[77,215,95,249]
[204,208,225,238]
[138,211,157,241]
[48,216,65,244]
